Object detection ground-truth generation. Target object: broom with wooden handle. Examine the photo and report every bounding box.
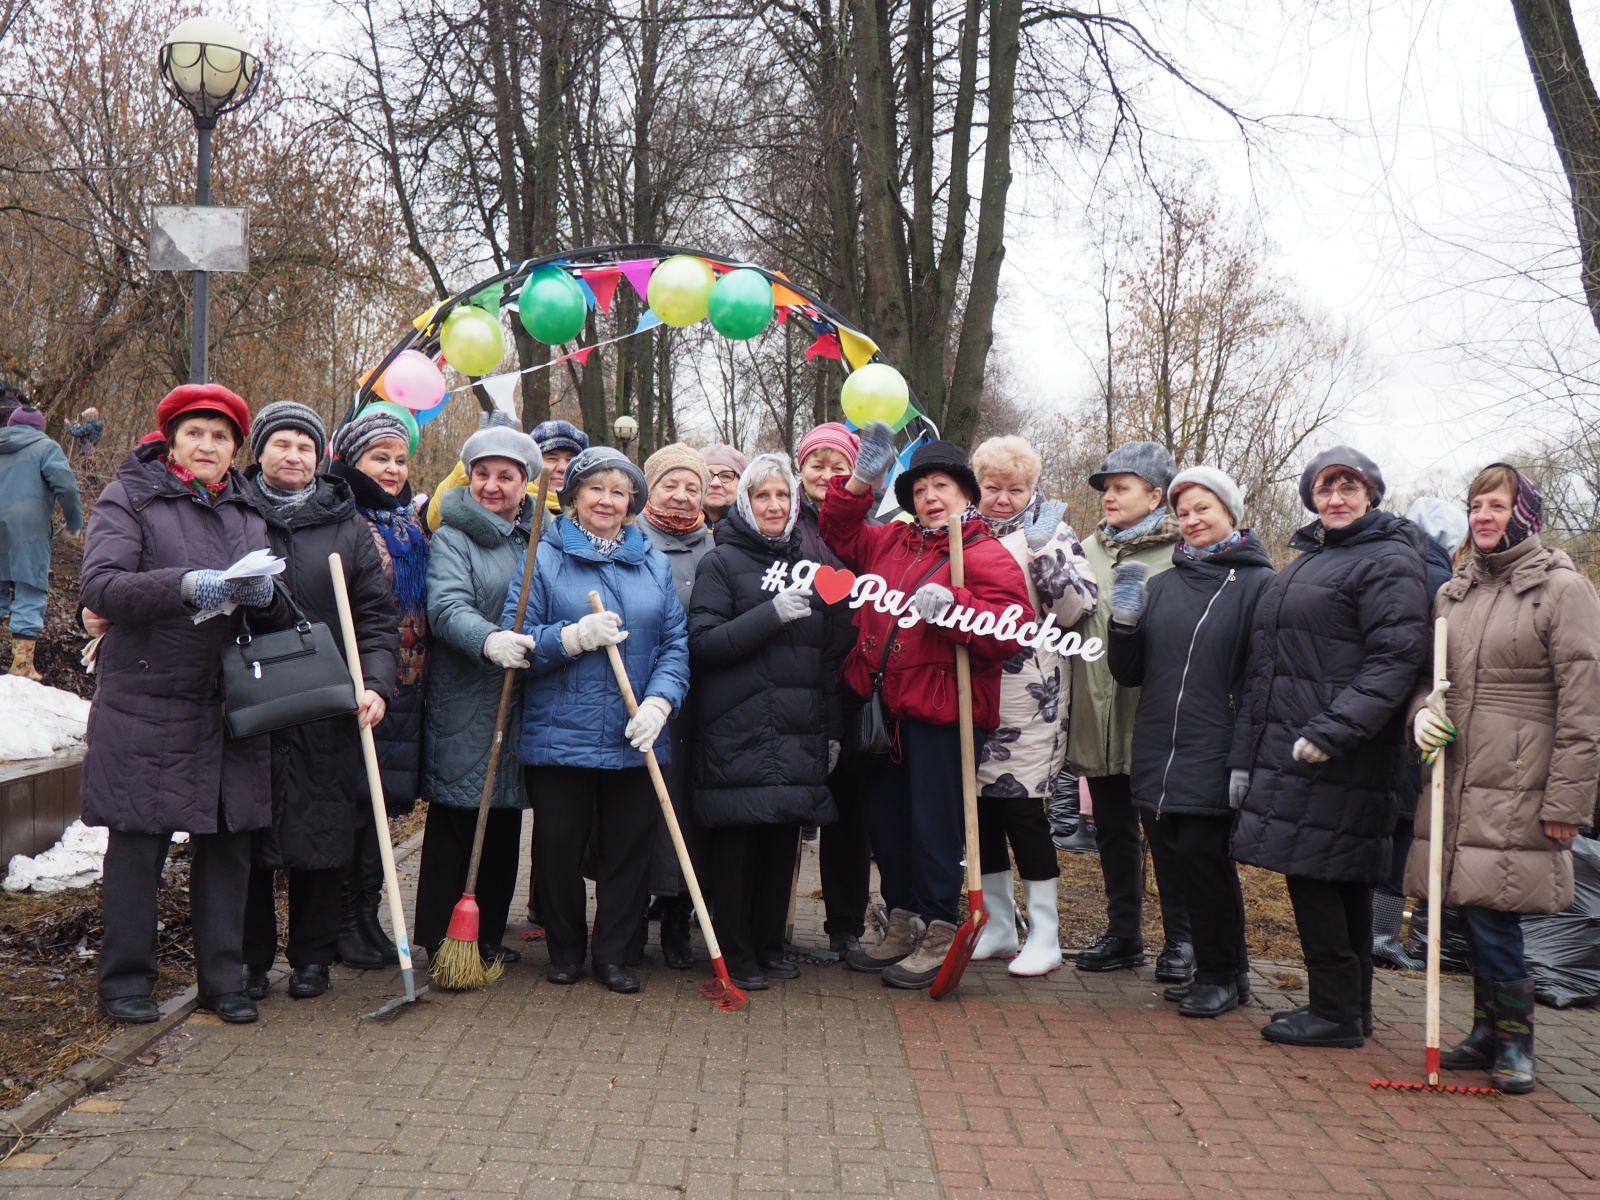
[587,591,747,1011]
[430,468,553,990]
[328,553,427,1019]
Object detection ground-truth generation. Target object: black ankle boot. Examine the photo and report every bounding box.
[354,824,399,965]
[660,895,694,970]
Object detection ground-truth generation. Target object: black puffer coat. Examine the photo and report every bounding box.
[1229,511,1429,883]
[1107,533,1276,818]
[687,508,844,829]
[247,469,399,871]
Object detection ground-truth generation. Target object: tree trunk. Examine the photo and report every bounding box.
[1512,0,1600,338]
[849,0,910,370]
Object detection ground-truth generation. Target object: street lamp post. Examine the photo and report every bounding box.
[613,413,639,459]
[157,18,260,384]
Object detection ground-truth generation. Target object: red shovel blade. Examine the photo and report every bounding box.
[930,891,987,999]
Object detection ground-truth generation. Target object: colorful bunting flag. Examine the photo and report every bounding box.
[580,267,622,314]
[805,332,842,362]
[636,309,663,333]
[575,276,598,311]
[572,346,596,365]
[618,258,656,302]
[480,373,520,414]
[837,328,880,370]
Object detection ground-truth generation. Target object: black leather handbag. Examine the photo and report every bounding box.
[222,585,359,739]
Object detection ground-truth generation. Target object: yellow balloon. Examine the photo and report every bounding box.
[839,363,909,428]
[647,255,716,327]
[439,306,505,376]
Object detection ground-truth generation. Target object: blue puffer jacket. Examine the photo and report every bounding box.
[505,516,690,770]
[0,426,82,589]
[421,487,532,810]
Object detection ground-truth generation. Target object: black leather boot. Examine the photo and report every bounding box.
[660,895,695,970]
[353,824,399,965]
[337,886,387,970]
[1074,934,1145,972]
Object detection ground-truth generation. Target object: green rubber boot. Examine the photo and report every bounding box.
[1439,974,1496,1070]
[1489,978,1536,1095]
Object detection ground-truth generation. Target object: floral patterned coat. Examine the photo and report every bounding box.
[976,498,1099,798]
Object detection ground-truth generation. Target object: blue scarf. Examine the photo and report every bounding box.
[1182,528,1245,559]
[1104,507,1166,544]
[368,505,430,618]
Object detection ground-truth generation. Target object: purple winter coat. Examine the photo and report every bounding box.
[79,442,288,836]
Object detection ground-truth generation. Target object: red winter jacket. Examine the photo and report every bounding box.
[818,477,1029,730]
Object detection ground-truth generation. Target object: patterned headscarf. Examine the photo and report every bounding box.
[1483,462,1543,552]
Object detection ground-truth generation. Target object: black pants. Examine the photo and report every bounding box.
[1167,813,1246,984]
[99,830,251,1002]
[704,823,800,973]
[528,765,657,969]
[862,720,983,927]
[242,866,342,970]
[820,758,873,937]
[1086,775,1189,943]
[1286,875,1373,1025]
[1382,817,1415,897]
[413,805,524,954]
[977,795,1060,880]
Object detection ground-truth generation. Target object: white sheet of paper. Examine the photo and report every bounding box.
[219,549,285,580]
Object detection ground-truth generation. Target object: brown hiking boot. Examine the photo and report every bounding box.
[883,919,956,989]
[844,908,922,973]
[8,638,42,682]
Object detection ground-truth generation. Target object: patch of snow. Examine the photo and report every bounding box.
[0,676,89,761]
[3,820,108,893]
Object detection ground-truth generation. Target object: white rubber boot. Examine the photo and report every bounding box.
[971,871,1019,960]
[1009,878,1063,976]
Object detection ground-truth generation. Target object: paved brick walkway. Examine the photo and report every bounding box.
[4,833,1597,1198]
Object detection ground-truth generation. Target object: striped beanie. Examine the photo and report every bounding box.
[250,401,327,461]
[331,408,412,465]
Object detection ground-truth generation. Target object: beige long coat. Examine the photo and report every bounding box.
[1405,536,1600,913]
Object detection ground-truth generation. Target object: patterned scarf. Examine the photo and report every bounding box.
[167,458,227,505]
[579,523,624,556]
[1486,463,1543,552]
[255,476,317,513]
[1183,528,1246,559]
[916,502,982,538]
[333,461,431,620]
[1104,507,1167,544]
[985,490,1044,539]
[643,502,705,536]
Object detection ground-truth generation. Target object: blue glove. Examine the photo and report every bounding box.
[852,421,897,488]
[233,575,276,608]
[1108,562,1148,626]
[1022,499,1068,551]
[181,569,234,612]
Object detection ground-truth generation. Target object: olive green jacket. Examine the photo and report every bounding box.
[1066,515,1181,779]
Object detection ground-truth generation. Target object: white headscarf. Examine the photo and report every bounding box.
[735,453,801,544]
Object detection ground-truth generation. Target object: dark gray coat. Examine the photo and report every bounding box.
[79,442,289,835]
[247,469,398,870]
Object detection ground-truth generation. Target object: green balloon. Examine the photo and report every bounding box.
[517,267,588,345]
[707,269,774,340]
[363,401,421,456]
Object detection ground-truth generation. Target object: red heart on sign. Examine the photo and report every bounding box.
[812,565,857,605]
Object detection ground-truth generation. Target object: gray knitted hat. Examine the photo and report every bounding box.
[1088,441,1177,496]
[330,408,411,464]
[1168,466,1245,525]
[251,401,327,461]
[558,446,648,514]
[461,425,538,478]
[1298,445,1385,512]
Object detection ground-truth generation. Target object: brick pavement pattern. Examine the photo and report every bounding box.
[2,835,1597,1198]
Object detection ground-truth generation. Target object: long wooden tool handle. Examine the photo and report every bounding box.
[587,591,724,961]
[330,553,416,989]
[1425,615,1448,1085]
[464,468,552,895]
[947,514,981,901]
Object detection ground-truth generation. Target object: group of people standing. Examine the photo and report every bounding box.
[67,383,1596,1099]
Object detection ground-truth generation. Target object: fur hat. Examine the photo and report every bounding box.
[558,446,648,514]
[1168,466,1244,525]
[250,401,327,461]
[795,422,860,470]
[461,425,539,479]
[530,418,588,458]
[1299,445,1385,512]
[1088,441,1177,496]
[893,440,979,512]
[156,384,251,444]
[643,442,710,497]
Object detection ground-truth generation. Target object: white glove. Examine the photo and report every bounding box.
[561,610,628,655]
[1228,769,1250,810]
[626,696,672,750]
[911,582,955,623]
[1292,737,1331,764]
[773,589,812,623]
[828,740,841,773]
[1414,707,1456,765]
[483,630,537,669]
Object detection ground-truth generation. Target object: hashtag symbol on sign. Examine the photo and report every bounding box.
[759,561,789,592]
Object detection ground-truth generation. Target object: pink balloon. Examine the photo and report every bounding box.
[382,350,448,411]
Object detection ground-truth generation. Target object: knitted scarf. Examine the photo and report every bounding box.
[579,524,624,556]
[167,459,227,505]
[916,501,982,538]
[333,460,430,619]
[643,502,705,536]
[1486,463,1544,552]
[255,476,317,513]
[1182,528,1246,559]
[985,490,1044,539]
[1104,507,1167,544]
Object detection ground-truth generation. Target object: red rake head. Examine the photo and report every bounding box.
[1370,1080,1501,1095]
[701,957,748,1011]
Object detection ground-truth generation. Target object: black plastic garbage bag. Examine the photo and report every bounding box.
[1524,835,1600,1009]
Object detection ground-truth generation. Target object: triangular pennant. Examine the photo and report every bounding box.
[805,332,842,362]
[636,308,663,333]
[838,328,880,370]
[572,346,595,365]
[618,258,656,302]
[575,275,598,311]
[580,267,621,315]
[412,301,443,332]
[771,281,807,309]
[480,373,520,414]
[700,257,733,274]
[874,434,929,518]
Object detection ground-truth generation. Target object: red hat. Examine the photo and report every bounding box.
[155,384,251,443]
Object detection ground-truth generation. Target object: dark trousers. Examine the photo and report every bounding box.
[1460,905,1526,982]
[242,866,342,970]
[977,795,1060,880]
[1167,813,1246,984]
[704,823,800,973]
[1086,775,1190,943]
[344,821,385,919]
[528,765,657,968]
[413,805,523,954]
[862,720,982,927]
[1286,875,1373,1025]
[1382,817,1415,897]
[820,759,873,937]
[99,829,251,1002]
